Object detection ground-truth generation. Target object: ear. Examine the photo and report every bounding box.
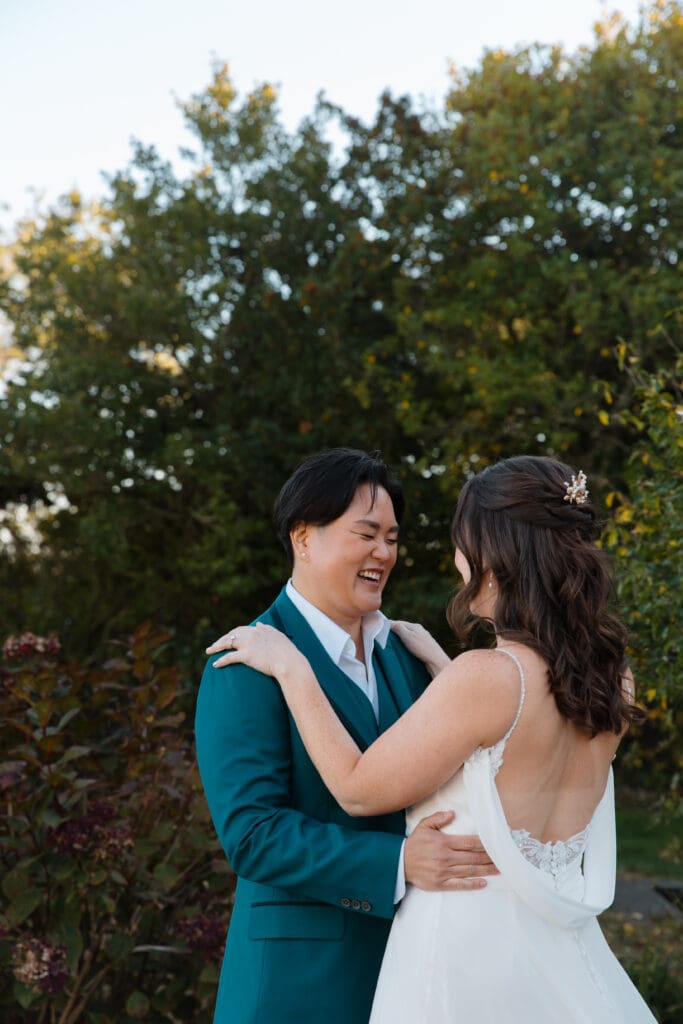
[290,522,310,562]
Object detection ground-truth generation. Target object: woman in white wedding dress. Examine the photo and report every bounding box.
[222,455,655,1022]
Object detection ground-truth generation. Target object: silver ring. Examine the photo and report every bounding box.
[228,634,237,647]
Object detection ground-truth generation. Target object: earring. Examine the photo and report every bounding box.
[488,573,494,589]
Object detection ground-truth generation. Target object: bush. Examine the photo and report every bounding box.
[602,911,683,1024]
[602,351,683,804]
[0,624,234,1023]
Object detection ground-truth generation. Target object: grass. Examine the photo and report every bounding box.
[616,805,683,880]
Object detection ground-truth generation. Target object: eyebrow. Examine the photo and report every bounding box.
[354,518,399,533]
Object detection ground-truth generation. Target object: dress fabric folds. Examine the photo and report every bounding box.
[369,650,656,1023]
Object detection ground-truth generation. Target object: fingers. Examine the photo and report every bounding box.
[391,620,421,635]
[443,833,487,853]
[425,830,485,853]
[211,651,241,668]
[206,624,254,657]
[442,862,499,878]
[443,849,495,866]
[411,871,490,892]
[440,833,497,869]
[440,877,489,892]
[414,810,455,830]
[205,632,236,654]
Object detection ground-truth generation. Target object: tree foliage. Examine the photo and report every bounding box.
[0,10,682,1018]
[602,350,683,803]
[0,3,680,667]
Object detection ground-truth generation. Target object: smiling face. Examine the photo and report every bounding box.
[291,484,399,637]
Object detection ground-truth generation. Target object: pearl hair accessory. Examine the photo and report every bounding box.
[564,470,589,506]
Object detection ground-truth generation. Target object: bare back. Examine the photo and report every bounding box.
[491,644,622,843]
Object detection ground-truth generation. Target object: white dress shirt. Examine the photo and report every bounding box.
[286,578,391,719]
[285,579,407,901]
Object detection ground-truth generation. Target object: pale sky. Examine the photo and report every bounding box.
[0,0,645,236]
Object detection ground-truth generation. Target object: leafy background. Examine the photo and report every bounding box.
[1,2,681,1020]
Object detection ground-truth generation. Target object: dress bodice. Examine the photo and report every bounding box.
[406,648,609,917]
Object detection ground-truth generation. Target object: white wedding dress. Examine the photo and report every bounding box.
[370,650,656,1023]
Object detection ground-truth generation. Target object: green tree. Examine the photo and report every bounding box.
[0,4,681,661]
[602,348,683,802]
[0,71,433,656]
[353,1,682,489]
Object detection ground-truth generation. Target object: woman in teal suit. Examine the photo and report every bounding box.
[196,449,495,1023]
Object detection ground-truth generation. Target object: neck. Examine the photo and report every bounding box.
[290,573,363,646]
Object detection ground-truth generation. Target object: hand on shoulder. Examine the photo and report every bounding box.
[391,620,451,677]
[207,622,310,684]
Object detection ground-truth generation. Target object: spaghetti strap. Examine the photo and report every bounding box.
[495,648,526,745]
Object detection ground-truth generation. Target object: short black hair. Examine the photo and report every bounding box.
[274,448,405,564]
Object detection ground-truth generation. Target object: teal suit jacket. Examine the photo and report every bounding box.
[195,587,430,1023]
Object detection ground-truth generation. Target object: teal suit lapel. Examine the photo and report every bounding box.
[373,635,416,718]
[271,589,379,749]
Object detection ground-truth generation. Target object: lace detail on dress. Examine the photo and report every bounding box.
[510,826,590,888]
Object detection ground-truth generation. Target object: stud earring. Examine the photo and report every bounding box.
[488,573,494,589]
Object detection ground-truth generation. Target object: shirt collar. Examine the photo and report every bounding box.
[286,579,391,667]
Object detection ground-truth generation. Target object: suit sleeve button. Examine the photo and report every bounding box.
[341,897,351,908]
[351,899,361,909]
[361,901,372,912]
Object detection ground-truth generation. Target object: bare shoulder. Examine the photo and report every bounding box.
[451,646,525,673]
[439,647,523,698]
[431,648,525,746]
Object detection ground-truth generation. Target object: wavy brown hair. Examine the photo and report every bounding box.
[447,456,644,736]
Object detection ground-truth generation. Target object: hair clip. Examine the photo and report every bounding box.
[564,470,589,505]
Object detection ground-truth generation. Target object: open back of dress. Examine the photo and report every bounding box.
[369,649,655,1023]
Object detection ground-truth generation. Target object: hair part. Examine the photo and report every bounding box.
[274,448,405,564]
[448,455,644,737]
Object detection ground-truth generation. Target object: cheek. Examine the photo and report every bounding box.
[455,556,470,584]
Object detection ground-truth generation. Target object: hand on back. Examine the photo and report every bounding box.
[404,810,497,892]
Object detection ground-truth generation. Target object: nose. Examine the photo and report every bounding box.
[373,537,395,562]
